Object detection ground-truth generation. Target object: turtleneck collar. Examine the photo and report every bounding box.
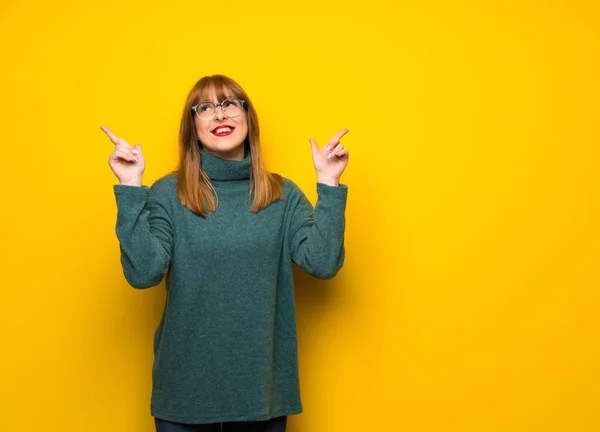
[199,146,251,181]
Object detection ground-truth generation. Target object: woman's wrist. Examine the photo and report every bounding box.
[317,175,340,187]
[119,178,143,187]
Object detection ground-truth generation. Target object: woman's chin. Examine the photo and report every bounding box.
[204,141,245,160]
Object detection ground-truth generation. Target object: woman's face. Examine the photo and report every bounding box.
[194,89,248,161]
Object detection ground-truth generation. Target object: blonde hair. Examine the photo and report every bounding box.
[174,75,283,217]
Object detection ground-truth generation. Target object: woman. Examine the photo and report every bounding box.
[101,75,350,432]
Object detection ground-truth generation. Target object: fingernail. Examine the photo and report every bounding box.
[327,146,331,151]
[133,150,139,155]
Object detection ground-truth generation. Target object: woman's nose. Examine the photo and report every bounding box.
[214,105,227,120]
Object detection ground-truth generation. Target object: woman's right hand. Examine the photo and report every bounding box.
[100,126,145,186]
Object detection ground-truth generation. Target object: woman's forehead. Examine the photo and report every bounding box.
[198,85,235,102]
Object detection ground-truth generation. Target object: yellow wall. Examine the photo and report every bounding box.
[1,1,599,430]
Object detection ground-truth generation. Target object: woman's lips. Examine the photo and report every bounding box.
[211,126,235,137]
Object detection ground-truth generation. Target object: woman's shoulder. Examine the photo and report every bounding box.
[280,177,308,201]
[281,176,299,192]
[148,173,178,199]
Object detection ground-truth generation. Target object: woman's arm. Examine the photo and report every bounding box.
[100,125,173,288]
[288,127,350,278]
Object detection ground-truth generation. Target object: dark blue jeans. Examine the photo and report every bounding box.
[154,416,287,432]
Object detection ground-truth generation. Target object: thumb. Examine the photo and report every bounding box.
[133,144,143,155]
[308,138,319,155]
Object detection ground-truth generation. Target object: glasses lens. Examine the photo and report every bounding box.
[197,102,215,119]
[223,98,242,117]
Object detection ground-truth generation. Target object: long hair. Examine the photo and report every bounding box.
[175,75,284,217]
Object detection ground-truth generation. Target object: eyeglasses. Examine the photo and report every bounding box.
[191,97,246,120]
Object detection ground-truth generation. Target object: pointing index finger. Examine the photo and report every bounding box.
[100,125,119,145]
[328,128,350,145]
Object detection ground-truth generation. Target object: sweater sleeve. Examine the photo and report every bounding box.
[288,181,348,279]
[113,182,174,289]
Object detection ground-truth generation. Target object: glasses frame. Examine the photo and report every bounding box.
[191,97,247,120]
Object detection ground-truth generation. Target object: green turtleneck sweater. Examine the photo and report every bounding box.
[112,149,348,424]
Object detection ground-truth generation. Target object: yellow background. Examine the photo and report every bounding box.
[1,1,599,430]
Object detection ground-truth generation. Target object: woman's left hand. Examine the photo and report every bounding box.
[309,129,350,186]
